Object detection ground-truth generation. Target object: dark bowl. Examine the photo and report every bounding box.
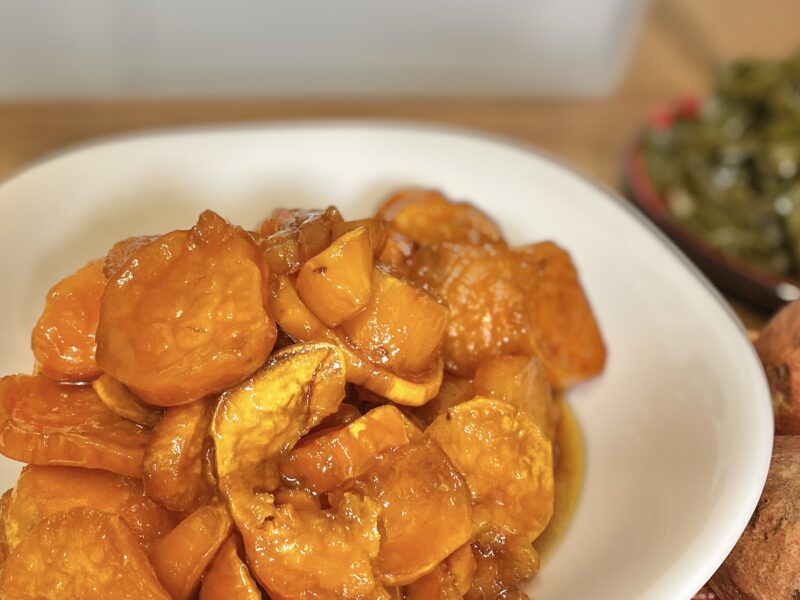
[623,98,800,312]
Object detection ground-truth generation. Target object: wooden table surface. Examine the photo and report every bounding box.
[2,0,798,329]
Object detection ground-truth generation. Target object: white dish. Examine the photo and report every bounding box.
[0,122,772,599]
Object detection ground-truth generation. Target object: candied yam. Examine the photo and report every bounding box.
[258,206,344,273]
[0,375,149,477]
[376,188,503,245]
[474,355,557,441]
[142,399,215,512]
[465,541,537,600]
[331,217,388,257]
[243,492,383,600]
[273,486,321,511]
[408,241,527,377]
[311,401,362,432]
[0,489,10,576]
[340,265,448,377]
[427,398,554,544]
[281,405,413,494]
[404,563,461,600]
[409,373,474,427]
[149,502,233,600]
[199,534,261,600]
[4,465,178,553]
[378,230,415,275]
[96,210,276,407]
[0,508,170,600]
[104,235,159,278]
[31,259,106,382]
[513,242,606,388]
[92,373,162,427]
[212,342,346,527]
[270,274,443,406]
[355,438,472,586]
[297,226,374,327]
[447,543,478,594]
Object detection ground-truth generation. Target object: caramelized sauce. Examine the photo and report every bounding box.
[534,397,584,560]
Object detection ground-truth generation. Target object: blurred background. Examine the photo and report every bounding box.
[1,0,799,326]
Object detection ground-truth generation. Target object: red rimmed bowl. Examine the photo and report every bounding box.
[623,98,800,311]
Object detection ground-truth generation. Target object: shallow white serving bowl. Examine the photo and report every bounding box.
[0,123,772,599]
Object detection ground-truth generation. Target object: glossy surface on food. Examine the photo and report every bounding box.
[377,188,502,245]
[0,374,150,476]
[355,438,473,585]
[143,399,216,512]
[513,242,606,388]
[199,534,261,600]
[474,355,557,440]
[4,465,178,553]
[0,508,170,600]
[297,226,373,327]
[92,373,162,427]
[96,210,276,406]
[212,343,346,527]
[427,398,554,544]
[149,501,233,600]
[341,265,448,377]
[31,259,106,382]
[281,404,413,493]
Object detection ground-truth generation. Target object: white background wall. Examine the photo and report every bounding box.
[0,0,649,99]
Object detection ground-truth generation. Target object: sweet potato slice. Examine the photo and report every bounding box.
[0,489,10,577]
[31,259,106,382]
[407,241,527,377]
[355,438,473,586]
[376,188,503,245]
[404,563,461,600]
[212,342,347,527]
[281,405,413,493]
[331,217,388,257]
[142,398,215,512]
[258,206,344,274]
[513,241,606,388]
[296,226,373,327]
[408,373,474,427]
[149,502,233,600]
[270,274,443,406]
[0,375,150,477]
[92,373,162,427]
[4,465,178,553]
[243,493,384,599]
[340,265,448,377]
[96,210,276,406]
[0,508,170,600]
[103,235,159,278]
[199,534,261,600]
[474,355,557,441]
[465,541,536,600]
[427,398,554,544]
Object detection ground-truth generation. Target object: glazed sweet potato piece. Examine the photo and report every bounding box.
[199,534,261,600]
[281,405,413,493]
[355,438,473,586]
[0,489,10,576]
[465,541,537,600]
[31,259,106,382]
[0,508,171,600]
[243,492,384,599]
[212,342,347,527]
[474,355,557,441]
[427,398,554,544]
[96,210,277,406]
[331,217,388,257]
[142,399,216,512]
[340,265,448,377]
[513,241,606,388]
[270,274,444,406]
[92,373,162,427]
[376,188,503,245]
[404,544,477,600]
[103,235,159,278]
[0,375,150,477]
[408,241,527,377]
[4,465,178,553]
[296,226,373,327]
[408,373,474,428]
[259,206,344,274]
[149,502,233,600]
